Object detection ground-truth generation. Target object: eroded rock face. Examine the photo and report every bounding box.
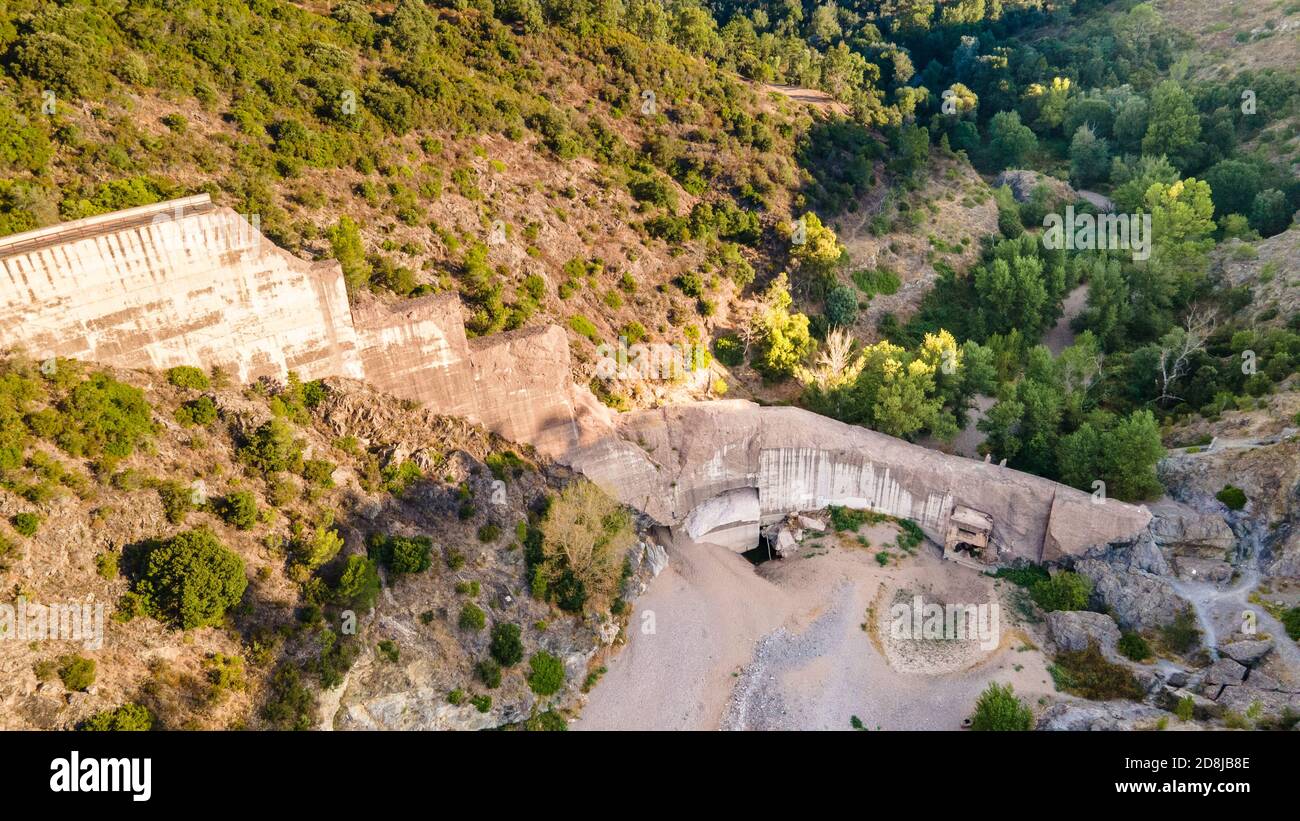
[1036,701,1168,731]
[1219,639,1273,667]
[1075,555,1188,631]
[1046,610,1121,654]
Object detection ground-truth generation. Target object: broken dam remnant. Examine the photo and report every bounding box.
[0,195,1151,564]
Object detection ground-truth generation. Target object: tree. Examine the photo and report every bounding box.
[1077,257,1131,351]
[970,682,1033,731]
[217,491,258,530]
[1142,81,1200,169]
[135,528,248,629]
[527,650,565,696]
[539,481,634,612]
[824,283,858,327]
[328,216,371,292]
[754,274,815,379]
[1099,410,1165,501]
[1068,125,1109,188]
[1030,571,1092,611]
[1250,189,1292,237]
[490,622,524,666]
[985,111,1037,170]
[1203,159,1262,219]
[335,555,380,611]
[974,255,1048,337]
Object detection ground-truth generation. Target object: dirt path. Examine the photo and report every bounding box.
[1043,283,1089,355]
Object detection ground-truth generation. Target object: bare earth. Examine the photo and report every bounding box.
[576,528,1056,731]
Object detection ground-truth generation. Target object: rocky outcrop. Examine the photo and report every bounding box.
[1036,701,1169,731]
[1219,639,1273,666]
[1046,610,1121,654]
[1075,552,1188,632]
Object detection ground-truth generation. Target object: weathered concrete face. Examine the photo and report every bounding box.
[562,401,1152,564]
[1,195,1151,565]
[0,196,363,385]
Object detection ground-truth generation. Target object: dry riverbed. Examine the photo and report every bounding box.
[575,525,1056,730]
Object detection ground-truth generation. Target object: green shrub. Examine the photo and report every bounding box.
[58,655,96,691]
[1215,485,1247,510]
[490,622,523,666]
[568,315,600,343]
[302,459,336,488]
[380,460,422,496]
[240,419,304,476]
[175,396,217,427]
[335,555,380,611]
[216,491,258,530]
[1050,642,1144,701]
[1160,609,1203,655]
[527,650,565,696]
[10,512,40,536]
[713,335,744,367]
[447,688,465,705]
[166,366,210,390]
[376,639,399,662]
[523,709,568,731]
[1118,631,1152,662]
[1175,695,1195,722]
[80,702,153,731]
[455,579,480,597]
[155,480,194,525]
[134,528,248,629]
[992,565,1051,588]
[1029,572,1092,612]
[368,533,432,574]
[1280,607,1300,641]
[459,602,486,631]
[470,694,492,713]
[970,682,1033,731]
[477,523,501,542]
[476,658,502,688]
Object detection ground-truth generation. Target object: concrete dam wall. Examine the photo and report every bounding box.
[0,195,1151,564]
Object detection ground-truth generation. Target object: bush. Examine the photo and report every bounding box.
[970,682,1033,731]
[216,491,258,530]
[824,283,858,327]
[459,602,486,631]
[1160,608,1203,655]
[476,658,502,688]
[1118,631,1152,662]
[166,366,210,390]
[1175,695,1195,722]
[80,703,153,731]
[240,418,303,476]
[713,335,744,367]
[1280,607,1300,641]
[335,555,380,611]
[523,709,568,731]
[368,533,432,574]
[1050,643,1144,701]
[527,650,565,696]
[58,655,96,691]
[1215,485,1247,510]
[538,481,634,612]
[470,694,492,713]
[301,459,336,488]
[10,512,40,536]
[134,528,248,629]
[155,480,194,525]
[490,622,523,666]
[175,396,217,427]
[477,523,501,542]
[1029,572,1092,612]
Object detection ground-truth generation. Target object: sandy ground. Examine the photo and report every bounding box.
[576,527,1056,731]
[1044,283,1089,355]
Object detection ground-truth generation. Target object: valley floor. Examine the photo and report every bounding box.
[575,528,1055,731]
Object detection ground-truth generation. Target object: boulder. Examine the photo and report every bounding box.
[1244,670,1281,691]
[642,541,669,577]
[1204,658,1248,687]
[1218,639,1273,667]
[1075,557,1189,632]
[798,515,826,532]
[1046,610,1121,654]
[1149,502,1235,555]
[1172,556,1234,584]
[1215,685,1300,723]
